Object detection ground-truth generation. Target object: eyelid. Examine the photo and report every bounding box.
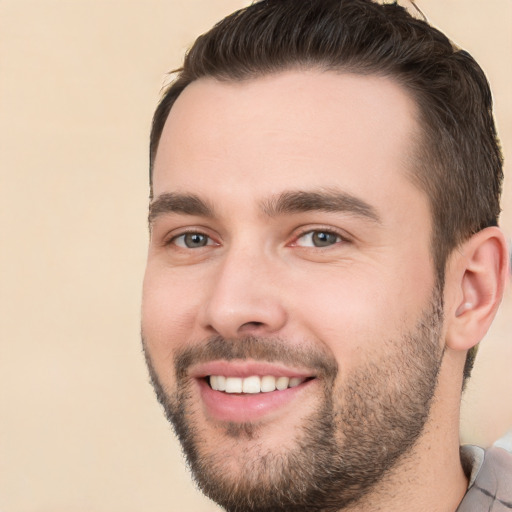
[289,226,351,247]
[164,227,220,248]
[173,233,215,248]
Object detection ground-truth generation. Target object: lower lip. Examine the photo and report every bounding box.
[197,378,316,423]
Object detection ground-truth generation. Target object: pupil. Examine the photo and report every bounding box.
[313,231,336,247]
[185,233,207,247]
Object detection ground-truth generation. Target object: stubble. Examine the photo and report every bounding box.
[143,287,445,512]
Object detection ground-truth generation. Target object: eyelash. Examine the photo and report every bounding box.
[165,230,218,249]
[291,227,349,248]
[164,226,349,251]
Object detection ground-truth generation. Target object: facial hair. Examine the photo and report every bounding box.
[143,287,445,512]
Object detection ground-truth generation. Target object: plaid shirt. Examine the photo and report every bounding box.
[457,433,512,511]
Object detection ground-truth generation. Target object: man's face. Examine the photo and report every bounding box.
[142,71,445,511]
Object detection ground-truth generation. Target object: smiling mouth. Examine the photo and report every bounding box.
[208,375,315,394]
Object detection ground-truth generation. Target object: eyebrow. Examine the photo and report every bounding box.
[148,188,381,225]
[261,189,381,223]
[148,192,214,224]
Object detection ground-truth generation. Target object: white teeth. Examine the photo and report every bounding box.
[216,375,226,391]
[276,376,290,390]
[260,375,277,392]
[210,375,307,393]
[289,377,302,388]
[242,375,261,394]
[225,377,243,393]
[210,375,226,391]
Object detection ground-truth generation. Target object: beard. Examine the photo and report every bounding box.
[143,287,445,512]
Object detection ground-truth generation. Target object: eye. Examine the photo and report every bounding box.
[295,230,343,248]
[172,232,214,248]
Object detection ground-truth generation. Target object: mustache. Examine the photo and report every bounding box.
[173,335,338,381]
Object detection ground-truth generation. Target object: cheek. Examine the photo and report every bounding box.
[293,281,389,370]
[289,263,433,371]
[141,265,202,362]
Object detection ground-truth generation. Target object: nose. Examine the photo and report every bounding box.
[199,246,288,339]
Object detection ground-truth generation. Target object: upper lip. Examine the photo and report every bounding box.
[189,360,316,379]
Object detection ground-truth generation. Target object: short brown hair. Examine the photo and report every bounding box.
[149,0,503,380]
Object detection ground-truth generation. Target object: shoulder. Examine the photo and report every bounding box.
[457,431,512,511]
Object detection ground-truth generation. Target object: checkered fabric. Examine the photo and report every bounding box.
[457,432,512,511]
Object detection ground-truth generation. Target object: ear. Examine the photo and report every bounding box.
[445,226,509,352]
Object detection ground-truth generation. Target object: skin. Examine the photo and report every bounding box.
[142,70,507,510]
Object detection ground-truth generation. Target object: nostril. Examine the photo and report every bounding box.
[240,321,265,330]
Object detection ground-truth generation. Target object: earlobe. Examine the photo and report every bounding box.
[445,226,509,352]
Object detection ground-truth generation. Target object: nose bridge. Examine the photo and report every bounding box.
[201,240,287,338]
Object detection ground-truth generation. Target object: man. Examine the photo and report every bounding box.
[141,1,511,510]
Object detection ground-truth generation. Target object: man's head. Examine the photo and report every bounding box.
[142,1,507,511]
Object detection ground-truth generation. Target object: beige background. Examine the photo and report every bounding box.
[0,1,510,511]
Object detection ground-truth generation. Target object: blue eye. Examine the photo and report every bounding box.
[173,232,212,248]
[296,230,342,248]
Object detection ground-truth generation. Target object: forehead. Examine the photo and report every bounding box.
[152,70,424,215]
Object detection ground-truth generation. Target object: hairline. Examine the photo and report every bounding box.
[151,63,433,195]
